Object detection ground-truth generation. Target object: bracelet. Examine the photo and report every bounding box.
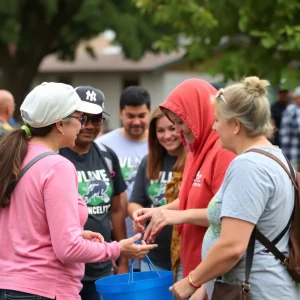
[188,272,201,289]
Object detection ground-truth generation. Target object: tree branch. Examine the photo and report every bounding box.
[16,0,84,79]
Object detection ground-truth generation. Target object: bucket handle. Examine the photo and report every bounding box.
[128,241,161,283]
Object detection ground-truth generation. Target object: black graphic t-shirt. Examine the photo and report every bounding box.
[129,152,177,269]
[59,142,126,281]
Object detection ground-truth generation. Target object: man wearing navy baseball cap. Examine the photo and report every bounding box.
[75,85,110,116]
[59,86,128,300]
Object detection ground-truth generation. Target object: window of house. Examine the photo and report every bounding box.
[123,78,139,90]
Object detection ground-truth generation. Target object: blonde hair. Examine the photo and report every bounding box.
[213,76,273,138]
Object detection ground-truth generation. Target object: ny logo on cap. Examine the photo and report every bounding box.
[86,90,97,102]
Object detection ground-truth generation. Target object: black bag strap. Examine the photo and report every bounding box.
[271,154,294,243]
[245,228,256,283]
[216,225,255,283]
[15,151,57,187]
[255,230,287,264]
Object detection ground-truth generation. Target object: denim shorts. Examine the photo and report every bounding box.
[0,289,54,300]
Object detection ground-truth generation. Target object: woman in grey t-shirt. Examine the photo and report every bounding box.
[170,76,299,300]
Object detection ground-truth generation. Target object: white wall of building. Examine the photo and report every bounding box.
[37,73,123,130]
[36,70,223,131]
[140,71,164,111]
[140,71,223,112]
[162,71,224,100]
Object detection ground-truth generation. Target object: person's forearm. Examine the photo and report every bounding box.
[128,202,143,218]
[111,209,128,265]
[120,191,128,217]
[163,198,179,210]
[190,239,245,286]
[181,209,209,227]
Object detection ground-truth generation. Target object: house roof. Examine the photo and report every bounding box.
[39,35,185,73]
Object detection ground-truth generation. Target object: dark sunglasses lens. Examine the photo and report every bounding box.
[80,116,87,126]
[91,116,104,125]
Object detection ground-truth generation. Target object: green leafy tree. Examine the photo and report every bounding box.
[0,0,168,116]
[135,0,300,84]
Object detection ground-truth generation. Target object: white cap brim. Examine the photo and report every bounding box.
[77,101,103,115]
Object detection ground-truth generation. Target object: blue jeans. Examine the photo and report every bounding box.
[0,289,54,300]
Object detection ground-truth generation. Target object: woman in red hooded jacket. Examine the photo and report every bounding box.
[132,78,235,298]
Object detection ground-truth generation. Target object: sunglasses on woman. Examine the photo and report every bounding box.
[216,88,228,105]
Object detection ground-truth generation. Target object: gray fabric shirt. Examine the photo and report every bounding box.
[202,147,300,299]
[129,153,177,269]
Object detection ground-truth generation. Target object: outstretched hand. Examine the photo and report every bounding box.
[143,209,184,243]
[132,207,160,233]
[118,233,157,260]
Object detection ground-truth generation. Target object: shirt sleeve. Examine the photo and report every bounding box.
[107,147,127,196]
[43,160,120,264]
[129,155,149,207]
[220,158,273,225]
[293,108,300,135]
[211,149,236,195]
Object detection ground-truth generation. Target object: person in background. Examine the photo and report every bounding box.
[171,76,299,300]
[279,86,300,171]
[0,82,157,300]
[96,86,151,271]
[128,107,187,279]
[0,90,15,138]
[271,80,291,146]
[132,79,235,297]
[59,86,128,300]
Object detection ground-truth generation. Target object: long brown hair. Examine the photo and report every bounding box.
[0,124,54,208]
[146,107,187,180]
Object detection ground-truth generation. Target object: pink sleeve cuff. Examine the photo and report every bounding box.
[107,241,121,261]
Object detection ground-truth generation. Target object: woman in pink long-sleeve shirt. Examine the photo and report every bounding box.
[0,82,156,300]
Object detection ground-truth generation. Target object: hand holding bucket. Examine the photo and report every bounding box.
[118,233,157,259]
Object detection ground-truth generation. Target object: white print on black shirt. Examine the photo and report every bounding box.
[77,170,112,215]
[148,171,173,207]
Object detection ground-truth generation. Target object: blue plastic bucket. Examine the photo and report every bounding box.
[95,256,174,300]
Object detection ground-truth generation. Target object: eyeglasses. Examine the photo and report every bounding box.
[216,88,228,105]
[85,115,106,126]
[67,115,87,126]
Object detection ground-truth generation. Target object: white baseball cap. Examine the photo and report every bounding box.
[20,82,99,128]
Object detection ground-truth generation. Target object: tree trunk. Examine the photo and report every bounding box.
[0,62,42,122]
